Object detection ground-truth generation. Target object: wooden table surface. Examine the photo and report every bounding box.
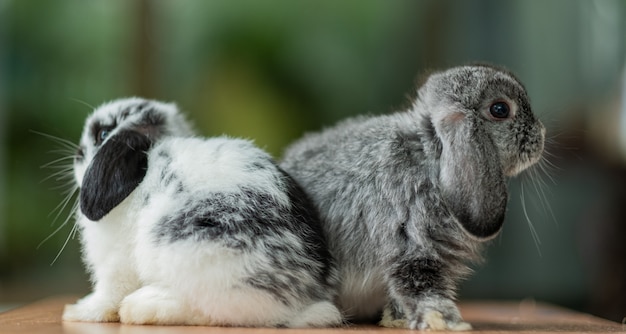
[0,296,624,333]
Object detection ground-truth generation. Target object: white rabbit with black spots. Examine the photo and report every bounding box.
[62,97,342,327]
[280,65,545,330]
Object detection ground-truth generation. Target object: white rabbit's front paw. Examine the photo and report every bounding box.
[62,296,119,322]
[119,286,212,326]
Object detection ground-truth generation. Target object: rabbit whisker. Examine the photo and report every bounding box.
[69,98,96,112]
[520,182,542,257]
[51,219,79,266]
[48,184,78,224]
[537,158,557,185]
[40,166,74,184]
[37,130,83,265]
[49,182,76,193]
[48,147,79,154]
[38,188,77,247]
[529,164,558,227]
[40,156,78,168]
[41,196,80,266]
[31,130,80,151]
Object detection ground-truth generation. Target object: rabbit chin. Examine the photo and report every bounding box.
[505,154,542,177]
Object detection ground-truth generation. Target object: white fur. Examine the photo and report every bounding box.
[63,98,342,327]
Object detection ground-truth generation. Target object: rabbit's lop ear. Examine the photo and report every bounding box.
[437,116,508,240]
[80,130,152,221]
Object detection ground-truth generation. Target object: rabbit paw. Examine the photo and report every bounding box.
[286,301,343,328]
[418,311,472,331]
[379,298,471,331]
[62,295,119,322]
[119,286,213,326]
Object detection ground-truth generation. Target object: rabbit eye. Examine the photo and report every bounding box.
[489,101,510,119]
[95,127,114,145]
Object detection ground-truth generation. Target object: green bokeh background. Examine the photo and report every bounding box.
[1,0,625,322]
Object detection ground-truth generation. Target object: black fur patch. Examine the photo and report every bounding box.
[160,169,178,187]
[80,130,152,221]
[152,166,334,305]
[389,255,447,299]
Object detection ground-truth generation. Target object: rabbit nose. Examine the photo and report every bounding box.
[538,121,546,152]
[75,146,85,162]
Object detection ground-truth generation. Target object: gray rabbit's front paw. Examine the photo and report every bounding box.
[380,297,471,331]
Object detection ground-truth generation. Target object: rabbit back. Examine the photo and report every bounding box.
[128,136,340,327]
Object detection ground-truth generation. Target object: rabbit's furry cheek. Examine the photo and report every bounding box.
[280,65,544,330]
[73,162,88,188]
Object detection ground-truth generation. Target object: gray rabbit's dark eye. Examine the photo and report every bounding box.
[489,101,510,119]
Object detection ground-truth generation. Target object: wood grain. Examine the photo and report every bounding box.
[1,296,624,333]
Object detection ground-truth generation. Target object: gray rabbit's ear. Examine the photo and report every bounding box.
[437,115,508,240]
[80,130,152,221]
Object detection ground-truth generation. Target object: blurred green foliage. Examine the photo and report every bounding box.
[1,0,625,321]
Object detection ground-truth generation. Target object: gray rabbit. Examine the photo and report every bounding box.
[280,65,545,330]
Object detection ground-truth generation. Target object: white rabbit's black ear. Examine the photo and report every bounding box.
[80,130,152,221]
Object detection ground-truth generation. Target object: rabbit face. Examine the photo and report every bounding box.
[74,98,193,186]
[421,65,545,176]
[74,98,194,221]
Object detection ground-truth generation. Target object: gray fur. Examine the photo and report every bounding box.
[280,65,545,330]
